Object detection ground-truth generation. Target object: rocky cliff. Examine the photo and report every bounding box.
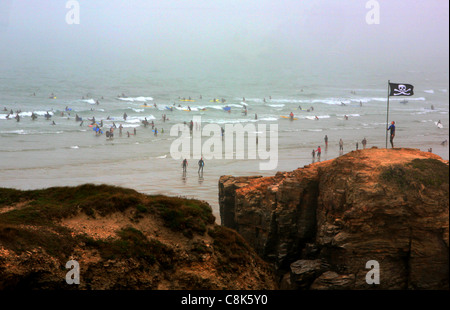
[0,184,277,289]
[219,148,449,289]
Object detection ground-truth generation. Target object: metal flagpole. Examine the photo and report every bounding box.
[386,80,390,148]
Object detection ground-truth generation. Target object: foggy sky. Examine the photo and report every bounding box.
[0,0,448,78]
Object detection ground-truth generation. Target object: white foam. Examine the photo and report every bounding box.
[82,99,96,104]
[424,90,434,94]
[303,115,330,120]
[125,115,156,124]
[259,117,278,121]
[118,96,153,102]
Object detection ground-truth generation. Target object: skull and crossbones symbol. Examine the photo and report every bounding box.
[393,84,411,95]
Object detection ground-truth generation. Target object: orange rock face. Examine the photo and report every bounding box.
[219,148,449,289]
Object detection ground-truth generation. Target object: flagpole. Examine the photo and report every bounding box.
[386,80,390,148]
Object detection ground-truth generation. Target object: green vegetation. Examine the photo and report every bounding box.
[0,184,215,263]
[208,226,255,274]
[149,196,216,238]
[380,158,449,190]
[83,227,174,267]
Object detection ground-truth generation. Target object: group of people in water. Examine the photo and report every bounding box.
[311,135,370,163]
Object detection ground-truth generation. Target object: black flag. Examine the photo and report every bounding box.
[389,83,414,96]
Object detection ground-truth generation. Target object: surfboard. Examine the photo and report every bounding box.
[280,115,298,120]
[180,99,195,102]
[223,107,231,111]
[165,106,173,111]
[435,122,444,128]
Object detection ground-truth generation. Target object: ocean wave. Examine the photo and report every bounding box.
[118,96,153,102]
[423,90,434,94]
[125,115,156,123]
[82,99,96,104]
[303,115,330,120]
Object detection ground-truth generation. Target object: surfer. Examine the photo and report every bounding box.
[182,158,188,172]
[315,116,319,120]
[198,157,204,174]
[339,139,344,153]
[31,113,37,120]
[123,113,128,121]
[387,121,396,148]
[362,137,367,149]
[289,112,294,120]
[255,114,258,120]
[324,135,328,148]
[344,115,348,120]
[15,114,20,122]
[441,140,448,146]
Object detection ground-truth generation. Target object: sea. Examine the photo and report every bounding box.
[0,63,448,221]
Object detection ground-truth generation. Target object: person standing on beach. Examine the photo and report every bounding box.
[182,158,188,172]
[387,121,396,148]
[198,157,204,174]
[316,146,322,161]
[339,139,344,153]
[312,149,315,162]
[324,135,328,149]
[362,137,367,149]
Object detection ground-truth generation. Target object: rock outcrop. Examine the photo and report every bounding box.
[219,148,449,289]
[0,184,277,289]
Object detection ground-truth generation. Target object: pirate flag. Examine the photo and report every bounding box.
[389,83,414,96]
